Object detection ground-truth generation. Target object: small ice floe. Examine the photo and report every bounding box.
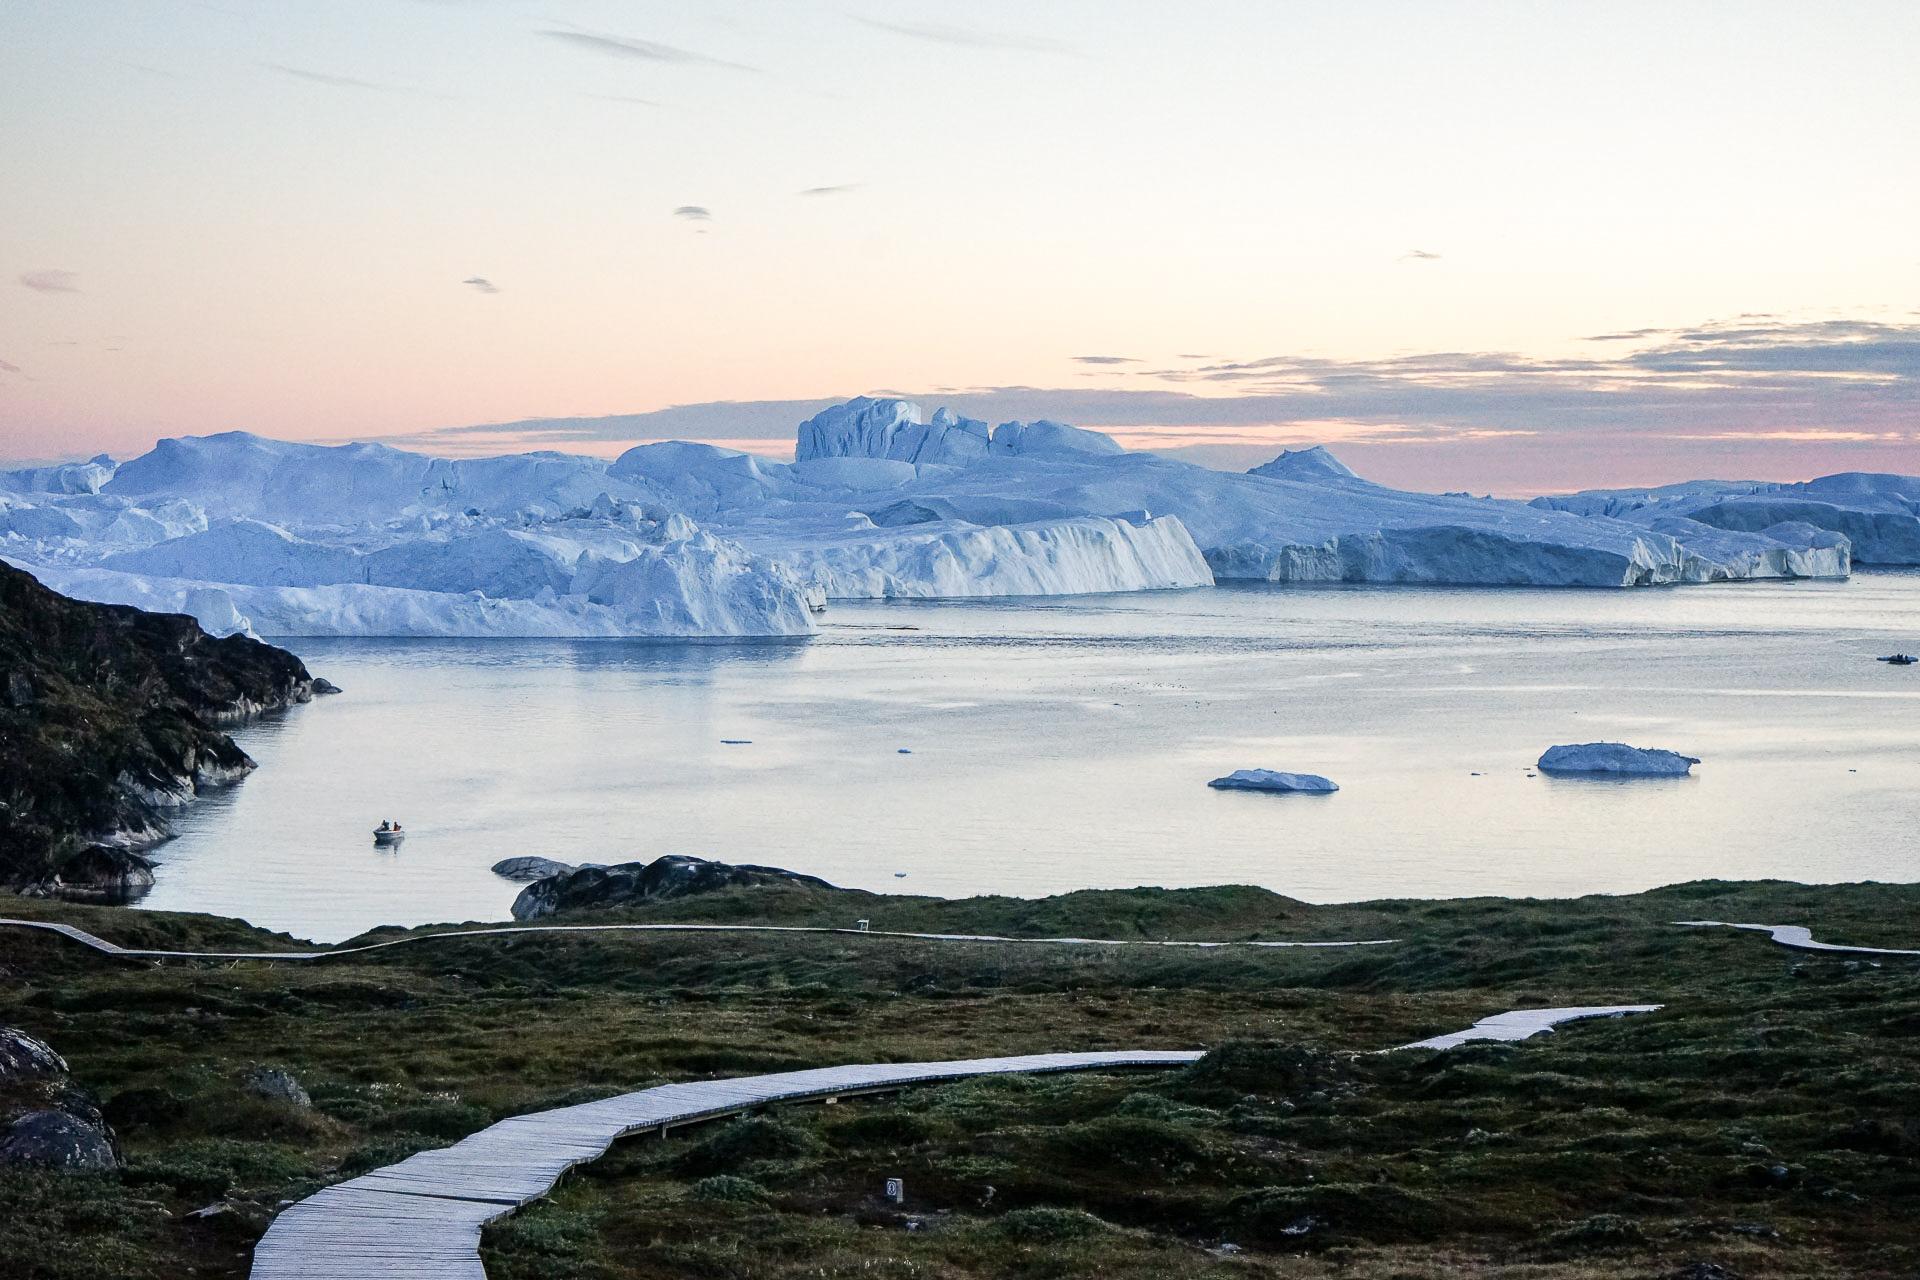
[1536,742,1698,777]
[1207,769,1338,794]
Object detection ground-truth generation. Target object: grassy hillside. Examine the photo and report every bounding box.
[0,879,1915,1278]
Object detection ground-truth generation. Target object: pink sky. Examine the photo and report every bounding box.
[3,2,1917,493]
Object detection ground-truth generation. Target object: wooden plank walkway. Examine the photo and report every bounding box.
[247,1004,1674,1279]
[0,916,1396,964]
[1392,1004,1663,1051]
[1674,920,1920,957]
[249,1051,1204,1280]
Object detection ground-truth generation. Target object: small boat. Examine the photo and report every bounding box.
[373,826,407,847]
[1879,654,1917,666]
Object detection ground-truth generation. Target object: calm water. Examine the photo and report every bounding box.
[140,575,1920,941]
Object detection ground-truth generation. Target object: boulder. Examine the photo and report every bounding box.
[33,846,156,901]
[1207,769,1339,794]
[312,677,343,695]
[243,1066,311,1109]
[512,854,836,920]
[1537,743,1699,777]
[0,1027,68,1083]
[491,856,577,883]
[0,1108,120,1171]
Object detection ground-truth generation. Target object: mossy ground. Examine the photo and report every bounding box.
[1,878,1916,1278]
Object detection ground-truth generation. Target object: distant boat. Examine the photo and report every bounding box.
[1879,654,1917,666]
[373,827,406,847]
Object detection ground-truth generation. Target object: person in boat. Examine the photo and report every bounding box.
[378,820,392,832]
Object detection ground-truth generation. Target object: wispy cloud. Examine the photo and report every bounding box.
[798,183,861,197]
[19,270,80,294]
[0,357,22,375]
[539,28,758,72]
[461,277,499,294]
[854,17,1074,54]
[264,62,405,92]
[1399,248,1442,262]
[1072,355,1140,365]
[672,205,712,221]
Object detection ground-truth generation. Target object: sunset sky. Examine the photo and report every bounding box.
[3,0,1916,493]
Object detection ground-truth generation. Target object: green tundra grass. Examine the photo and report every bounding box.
[1,877,1916,1279]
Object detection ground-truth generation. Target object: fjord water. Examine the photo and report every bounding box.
[141,574,1920,941]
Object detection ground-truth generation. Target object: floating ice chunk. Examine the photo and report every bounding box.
[1207,769,1339,794]
[1536,742,1699,776]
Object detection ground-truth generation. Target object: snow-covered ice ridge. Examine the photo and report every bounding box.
[1,398,1865,637]
[777,399,1849,587]
[1532,473,1920,566]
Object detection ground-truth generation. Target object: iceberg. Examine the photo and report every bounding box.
[1,396,1866,639]
[0,454,117,495]
[1207,769,1339,793]
[739,514,1211,599]
[1534,472,1920,565]
[773,400,1849,587]
[1536,743,1699,777]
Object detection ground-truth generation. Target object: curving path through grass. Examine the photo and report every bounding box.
[248,1051,1203,1280]
[0,916,1396,963]
[1674,921,1920,957]
[1392,1004,1663,1050]
[242,1004,1664,1278]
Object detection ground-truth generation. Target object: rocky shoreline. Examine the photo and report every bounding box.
[0,562,330,897]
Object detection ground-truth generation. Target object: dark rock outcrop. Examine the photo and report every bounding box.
[491,856,578,883]
[0,1027,68,1082]
[511,854,836,920]
[0,1026,121,1172]
[20,846,156,902]
[0,561,324,889]
[0,1108,120,1171]
[244,1066,312,1109]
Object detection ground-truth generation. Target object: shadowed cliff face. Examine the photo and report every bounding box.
[0,561,317,890]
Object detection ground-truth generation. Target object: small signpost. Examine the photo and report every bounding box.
[856,919,871,932]
[884,1177,904,1205]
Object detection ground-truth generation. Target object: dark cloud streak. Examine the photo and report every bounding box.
[390,318,1920,462]
[264,62,406,92]
[539,29,758,72]
[19,270,80,294]
[854,17,1074,54]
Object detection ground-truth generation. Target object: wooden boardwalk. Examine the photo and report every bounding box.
[248,1050,1203,1280]
[1392,1004,1663,1051]
[1674,920,1920,957]
[0,916,1396,964]
[244,1006,1672,1279]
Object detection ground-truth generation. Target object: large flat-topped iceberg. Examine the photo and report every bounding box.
[786,400,1847,587]
[1534,472,1920,565]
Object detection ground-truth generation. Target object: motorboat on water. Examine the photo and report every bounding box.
[1879,654,1917,666]
[373,824,407,846]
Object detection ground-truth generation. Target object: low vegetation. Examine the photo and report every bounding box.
[0,878,1915,1278]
